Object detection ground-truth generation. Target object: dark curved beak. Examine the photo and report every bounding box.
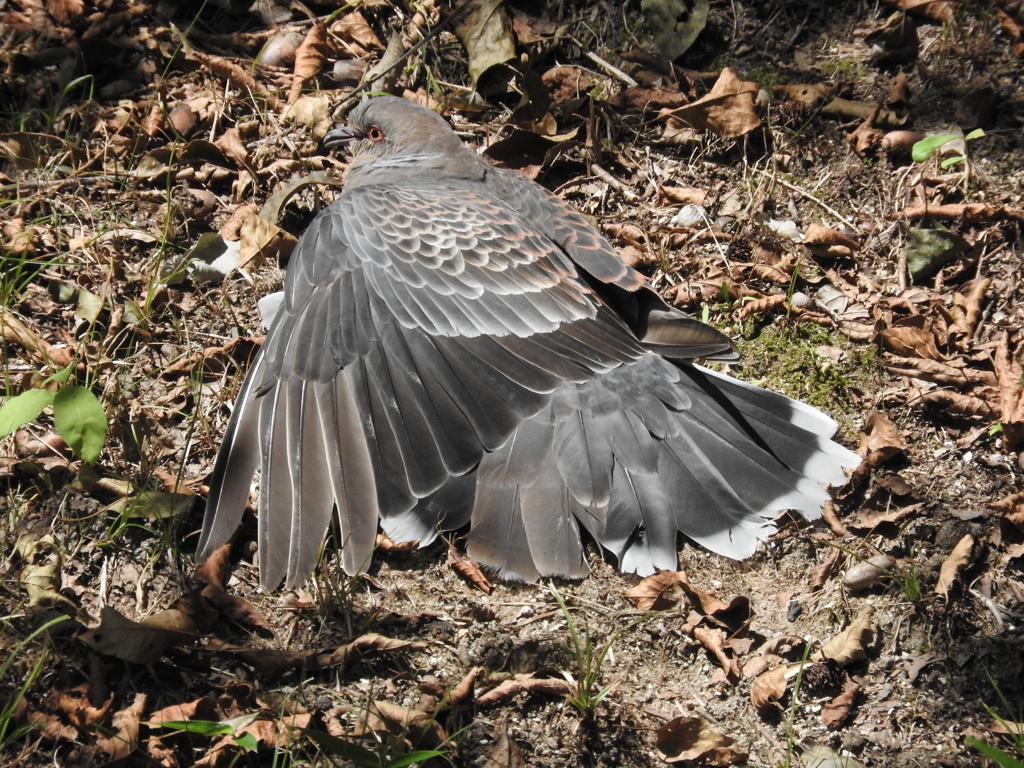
[324,125,356,150]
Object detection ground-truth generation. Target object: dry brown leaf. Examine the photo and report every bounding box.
[885,356,997,387]
[444,667,482,709]
[79,606,198,664]
[848,123,884,158]
[194,542,232,587]
[846,502,924,532]
[95,693,146,759]
[821,679,860,729]
[200,584,273,631]
[46,0,85,25]
[288,23,328,105]
[454,0,516,93]
[817,608,873,668]
[951,278,992,337]
[476,674,573,706]
[910,389,997,420]
[330,10,383,56]
[1,305,58,364]
[995,334,1024,448]
[542,65,596,104]
[483,126,580,179]
[738,293,789,320]
[147,696,222,725]
[49,682,111,730]
[660,68,761,139]
[859,410,906,466]
[774,83,837,108]
[748,263,795,285]
[654,716,748,765]
[623,571,689,611]
[215,126,250,168]
[879,324,945,360]
[887,0,958,23]
[608,85,689,112]
[480,719,527,768]
[448,547,493,594]
[368,700,440,737]
[990,718,1024,737]
[693,625,741,682]
[375,532,418,552]
[15,530,75,610]
[936,534,976,598]
[896,202,1024,223]
[804,224,860,251]
[284,94,332,137]
[881,129,925,157]
[319,633,424,670]
[661,185,707,206]
[0,131,86,169]
[995,492,1024,512]
[192,51,284,113]
[809,549,843,590]
[822,98,906,129]
[239,213,297,269]
[750,663,797,715]
[208,639,316,682]
[821,499,850,537]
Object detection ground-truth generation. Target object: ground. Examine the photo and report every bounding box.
[1,1,1024,767]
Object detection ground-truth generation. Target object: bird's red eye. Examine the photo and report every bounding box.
[365,125,385,142]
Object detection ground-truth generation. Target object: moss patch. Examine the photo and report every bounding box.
[733,320,882,438]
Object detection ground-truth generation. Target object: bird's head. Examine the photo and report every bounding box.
[324,96,468,173]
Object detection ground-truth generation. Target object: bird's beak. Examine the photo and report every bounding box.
[324,125,356,149]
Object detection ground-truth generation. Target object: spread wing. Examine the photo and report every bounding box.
[197,179,690,588]
[197,176,856,590]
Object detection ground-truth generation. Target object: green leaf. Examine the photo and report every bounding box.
[52,385,107,463]
[302,729,380,766]
[233,732,259,752]
[154,720,234,736]
[0,388,55,438]
[911,133,958,163]
[44,364,74,385]
[965,737,1024,768]
[105,491,195,519]
[389,751,448,767]
[965,128,986,141]
[939,155,965,168]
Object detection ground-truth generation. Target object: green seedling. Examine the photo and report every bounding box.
[0,364,107,463]
[912,128,985,168]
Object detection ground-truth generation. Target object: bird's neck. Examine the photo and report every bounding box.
[345,150,487,188]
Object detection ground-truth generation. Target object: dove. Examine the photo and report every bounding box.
[196,95,859,589]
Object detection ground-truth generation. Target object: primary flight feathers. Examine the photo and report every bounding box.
[196,96,860,589]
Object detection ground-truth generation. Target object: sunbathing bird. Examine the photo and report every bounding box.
[196,96,859,589]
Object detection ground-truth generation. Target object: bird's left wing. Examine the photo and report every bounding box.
[197,180,651,588]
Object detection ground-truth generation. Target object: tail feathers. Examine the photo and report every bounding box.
[449,354,858,579]
[600,464,679,575]
[467,424,589,580]
[381,473,474,544]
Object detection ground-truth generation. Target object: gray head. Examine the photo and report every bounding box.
[324,96,467,168]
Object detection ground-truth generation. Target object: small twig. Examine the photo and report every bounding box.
[969,588,1006,632]
[749,166,858,231]
[591,163,638,201]
[582,48,638,87]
